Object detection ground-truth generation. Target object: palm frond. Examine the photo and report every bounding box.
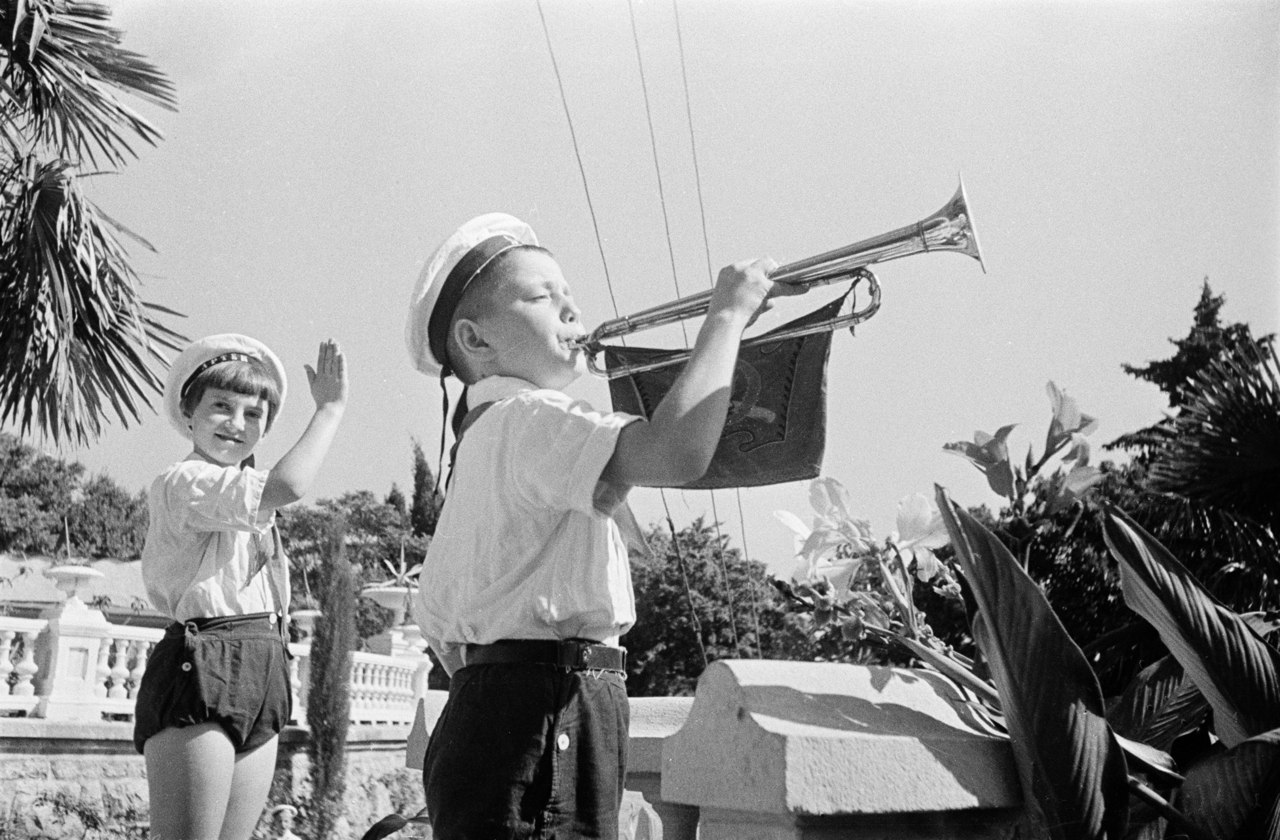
[1147,335,1280,534]
[0,153,185,446]
[1125,492,1280,613]
[1,0,176,167]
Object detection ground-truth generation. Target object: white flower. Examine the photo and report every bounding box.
[776,477,883,593]
[888,494,949,581]
[774,509,811,552]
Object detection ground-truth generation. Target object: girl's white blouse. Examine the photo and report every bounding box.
[142,459,282,622]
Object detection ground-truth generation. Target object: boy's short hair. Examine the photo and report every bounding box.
[179,359,283,432]
[406,213,539,379]
[446,245,551,385]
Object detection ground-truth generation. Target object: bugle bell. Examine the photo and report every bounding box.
[575,178,985,379]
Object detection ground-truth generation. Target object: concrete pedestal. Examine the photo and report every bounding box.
[661,660,1022,840]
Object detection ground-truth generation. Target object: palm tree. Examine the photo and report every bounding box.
[1,0,183,446]
[1141,331,1280,607]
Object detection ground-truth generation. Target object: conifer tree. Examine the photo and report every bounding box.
[1109,279,1271,458]
[409,440,442,537]
[306,515,355,838]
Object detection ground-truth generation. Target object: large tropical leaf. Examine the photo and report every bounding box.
[1179,727,1280,839]
[1,0,176,166]
[1147,334,1280,536]
[1102,507,1280,748]
[0,154,184,445]
[937,486,1129,840]
[1107,655,1210,753]
[359,808,431,840]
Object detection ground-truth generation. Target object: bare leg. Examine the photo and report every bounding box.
[145,723,236,840]
[217,735,279,840]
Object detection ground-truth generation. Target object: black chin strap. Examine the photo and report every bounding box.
[434,372,451,499]
[433,368,474,497]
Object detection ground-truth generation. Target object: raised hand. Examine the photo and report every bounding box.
[304,339,348,410]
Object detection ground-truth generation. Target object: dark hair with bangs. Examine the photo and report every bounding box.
[179,359,282,432]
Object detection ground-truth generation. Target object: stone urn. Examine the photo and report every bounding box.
[289,608,323,640]
[360,584,424,656]
[43,564,105,617]
[359,583,417,627]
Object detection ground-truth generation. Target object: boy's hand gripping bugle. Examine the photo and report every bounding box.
[600,258,800,490]
[261,340,348,510]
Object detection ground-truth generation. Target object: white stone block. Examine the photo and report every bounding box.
[661,660,1020,821]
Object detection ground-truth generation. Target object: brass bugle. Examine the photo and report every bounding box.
[574,178,985,379]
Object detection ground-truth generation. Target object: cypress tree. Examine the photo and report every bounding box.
[306,515,356,838]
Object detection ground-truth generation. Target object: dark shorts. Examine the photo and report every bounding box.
[133,612,292,755]
[424,662,629,840]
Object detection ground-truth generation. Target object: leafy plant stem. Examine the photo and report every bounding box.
[1059,505,1085,545]
[1126,777,1217,840]
[878,627,1002,708]
[876,551,916,638]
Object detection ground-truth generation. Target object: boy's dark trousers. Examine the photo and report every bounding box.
[423,659,629,840]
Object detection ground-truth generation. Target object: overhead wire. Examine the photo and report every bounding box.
[536,0,710,669]
[625,0,724,664]
[671,0,763,657]
[535,0,621,319]
[628,0,758,661]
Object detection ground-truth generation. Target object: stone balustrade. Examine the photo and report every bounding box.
[1,599,428,729]
[348,649,431,727]
[95,624,163,719]
[0,615,45,716]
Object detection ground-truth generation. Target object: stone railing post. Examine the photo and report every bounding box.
[661,660,1023,840]
[32,566,114,721]
[288,642,311,726]
[626,696,698,840]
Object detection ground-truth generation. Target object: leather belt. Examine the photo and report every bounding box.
[464,639,626,673]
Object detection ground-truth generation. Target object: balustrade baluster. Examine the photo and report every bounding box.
[127,641,150,699]
[351,661,367,720]
[12,630,39,697]
[107,639,130,699]
[94,637,113,698]
[373,660,384,717]
[0,630,14,697]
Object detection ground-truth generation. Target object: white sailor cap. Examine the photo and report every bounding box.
[163,333,288,438]
[405,213,538,378]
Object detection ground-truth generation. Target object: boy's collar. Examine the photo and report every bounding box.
[470,375,541,404]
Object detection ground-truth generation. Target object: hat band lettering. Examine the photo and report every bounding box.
[180,352,252,399]
[428,233,523,373]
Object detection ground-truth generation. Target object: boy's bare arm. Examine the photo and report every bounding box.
[261,340,348,510]
[601,258,783,488]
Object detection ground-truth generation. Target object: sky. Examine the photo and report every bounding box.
[42,0,1280,574]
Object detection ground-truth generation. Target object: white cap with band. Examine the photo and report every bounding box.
[405,213,538,379]
[163,334,288,438]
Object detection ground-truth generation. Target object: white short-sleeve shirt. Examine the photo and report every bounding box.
[413,376,640,670]
[141,459,285,622]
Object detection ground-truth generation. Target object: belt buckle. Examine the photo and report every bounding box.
[557,640,625,672]
[581,642,625,672]
[556,640,589,670]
